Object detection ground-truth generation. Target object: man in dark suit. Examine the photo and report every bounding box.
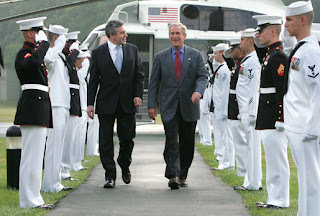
[148,23,208,189]
[87,20,144,188]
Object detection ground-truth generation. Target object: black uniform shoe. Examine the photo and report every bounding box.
[168,177,179,190]
[60,187,73,191]
[103,179,115,188]
[36,204,55,209]
[256,204,286,209]
[62,177,79,181]
[122,170,131,184]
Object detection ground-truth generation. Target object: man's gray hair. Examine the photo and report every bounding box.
[169,23,187,35]
[105,20,124,38]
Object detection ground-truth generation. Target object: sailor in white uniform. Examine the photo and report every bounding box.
[211,43,233,170]
[283,1,320,215]
[233,29,262,191]
[72,50,90,170]
[42,24,73,192]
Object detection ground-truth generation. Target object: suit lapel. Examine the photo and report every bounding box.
[164,48,178,82]
[179,46,191,85]
[104,43,120,74]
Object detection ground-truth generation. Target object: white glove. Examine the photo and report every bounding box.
[82,58,89,68]
[54,34,67,47]
[35,30,48,42]
[221,114,227,121]
[237,114,241,120]
[275,121,285,132]
[69,42,79,51]
[302,134,318,142]
[248,115,256,126]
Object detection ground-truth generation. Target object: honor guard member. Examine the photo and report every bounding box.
[73,50,90,170]
[198,56,213,146]
[284,1,320,215]
[227,39,248,177]
[234,28,262,191]
[211,43,234,170]
[42,24,73,192]
[14,17,54,209]
[253,15,290,209]
[61,31,82,180]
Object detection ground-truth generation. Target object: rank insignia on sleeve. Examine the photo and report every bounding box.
[307,65,319,78]
[291,57,300,70]
[24,53,31,58]
[277,63,285,76]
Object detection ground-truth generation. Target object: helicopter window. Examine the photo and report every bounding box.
[180,5,262,31]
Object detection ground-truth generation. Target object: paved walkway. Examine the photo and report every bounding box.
[48,134,249,216]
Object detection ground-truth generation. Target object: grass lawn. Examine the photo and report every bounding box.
[196,142,299,216]
[0,101,17,123]
[0,137,100,216]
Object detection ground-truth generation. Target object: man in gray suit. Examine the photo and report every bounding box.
[148,23,208,189]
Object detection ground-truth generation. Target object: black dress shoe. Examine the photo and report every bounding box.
[36,204,55,209]
[103,179,115,188]
[168,177,179,190]
[61,187,73,191]
[255,201,266,205]
[256,204,286,209]
[233,185,263,191]
[179,179,188,187]
[63,177,79,181]
[122,170,131,184]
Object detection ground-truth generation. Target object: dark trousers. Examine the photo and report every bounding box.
[98,104,136,181]
[163,106,197,180]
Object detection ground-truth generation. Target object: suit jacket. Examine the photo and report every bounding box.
[148,45,208,123]
[87,42,144,114]
[14,41,53,128]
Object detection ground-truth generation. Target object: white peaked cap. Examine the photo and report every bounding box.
[252,15,283,26]
[77,51,87,58]
[284,1,313,16]
[79,43,89,51]
[67,31,80,40]
[16,16,47,31]
[49,24,68,35]
[241,28,256,38]
[84,51,91,58]
[212,43,229,52]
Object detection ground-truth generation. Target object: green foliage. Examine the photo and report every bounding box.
[196,142,299,216]
[0,137,100,215]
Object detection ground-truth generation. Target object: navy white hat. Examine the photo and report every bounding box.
[67,31,80,41]
[49,24,68,35]
[212,43,229,52]
[241,28,256,38]
[284,1,313,16]
[16,16,47,31]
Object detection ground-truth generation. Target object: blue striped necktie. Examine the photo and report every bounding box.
[115,45,122,74]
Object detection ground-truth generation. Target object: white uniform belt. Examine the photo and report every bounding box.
[260,87,276,94]
[229,89,236,94]
[21,84,49,92]
[69,84,80,89]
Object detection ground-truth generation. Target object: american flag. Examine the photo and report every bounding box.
[148,7,178,23]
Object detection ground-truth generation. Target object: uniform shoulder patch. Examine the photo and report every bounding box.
[24,53,31,58]
[277,63,285,76]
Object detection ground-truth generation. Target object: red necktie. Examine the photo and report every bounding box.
[175,50,182,82]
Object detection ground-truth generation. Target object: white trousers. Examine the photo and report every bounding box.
[42,107,69,192]
[212,116,223,159]
[86,114,99,156]
[72,110,87,171]
[197,112,212,145]
[260,130,290,207]
[19,126,47,208]
[61,115,79,178]
[241,116,262,190]
[286,130,320,216]
[228,119,247,176]
[216,118,234,169]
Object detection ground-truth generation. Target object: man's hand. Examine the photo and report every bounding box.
[87,106,95,119]
[133,97,142,107]
[191,92,201,104]
[275,121,285,132]
[148,108,157,120]
[302,134,318,142]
